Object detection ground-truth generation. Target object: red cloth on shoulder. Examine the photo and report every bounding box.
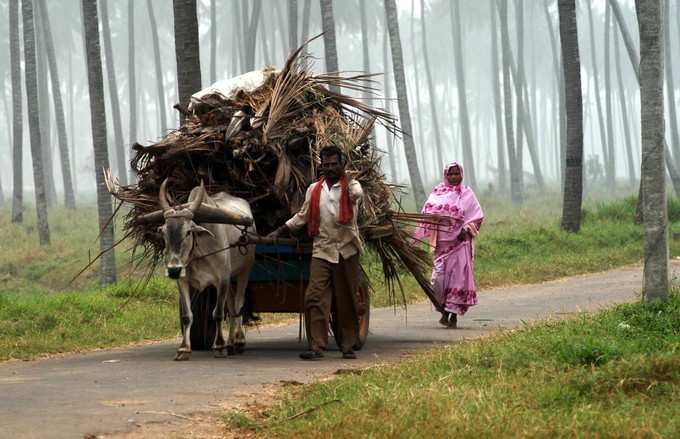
[307,175,353,237]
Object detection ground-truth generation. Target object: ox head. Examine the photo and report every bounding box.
[157,180,213,279]
[139,180,255,279]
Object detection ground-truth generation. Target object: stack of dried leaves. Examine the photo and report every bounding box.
[107,41,442,310]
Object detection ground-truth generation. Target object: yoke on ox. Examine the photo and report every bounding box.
[141,180,255,360]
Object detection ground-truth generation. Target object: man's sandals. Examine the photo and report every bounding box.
[299,350,357,360]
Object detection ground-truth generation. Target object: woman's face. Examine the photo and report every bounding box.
[446,166,462,186]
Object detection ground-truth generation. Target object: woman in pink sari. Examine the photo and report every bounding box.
[415,162,484,328]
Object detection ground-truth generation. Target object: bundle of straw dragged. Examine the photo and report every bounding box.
[107,40,442,310]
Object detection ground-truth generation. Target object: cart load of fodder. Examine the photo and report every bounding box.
[106,41,442,310]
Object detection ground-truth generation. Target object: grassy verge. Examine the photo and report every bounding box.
[1,196,678,360]
[224,291,680,438]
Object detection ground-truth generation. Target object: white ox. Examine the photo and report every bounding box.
[146,180,256,361]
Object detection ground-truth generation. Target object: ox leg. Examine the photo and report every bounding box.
[176,281,192,361]
[212,281,229,357]
[227,271,249,355]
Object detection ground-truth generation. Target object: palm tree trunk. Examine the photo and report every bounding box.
[450,0,477,187]
[417,0,444,175]
[409,0,426,182]
[604,5,617,189]
[232,0,244,74]
[382,23,397,182]
[288,0,298,53]
[664,0,680,166]
[35,5,56,206]
[384,0,426,206]
[301,0,311,44]
[37,0,76,208]
[320,0,339,93]
[543,0,566,190]
[82,0,116,285]
[610,0,640,78]
[128,0,137,183]
[173,0,202,123]
[273,0,288,61]
[244,0,263,71]
[10,0,23,223]
[513,0,524,188]
[586,2,611,180]
[260,11,272,66]
[613,21,637,186]
[558,0,584,233]
[638,0,668,300]
[146,0,167,133]
[611,0,680,198]
[69,51,77,195]
[22,0,50,245]
[490,0,506,190]
[498,1,522,203]
[210,0,217,84]
[100,0,127,185]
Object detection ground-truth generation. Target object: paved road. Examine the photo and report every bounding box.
[1,262,674,439]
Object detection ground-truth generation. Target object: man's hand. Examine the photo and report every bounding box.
[267,224,289,239]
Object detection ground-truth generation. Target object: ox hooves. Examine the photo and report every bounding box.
[213,348,227,358]
[174,350,192,361]
[226,344,245,356]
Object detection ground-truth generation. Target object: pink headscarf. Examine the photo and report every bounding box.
[415,161,484,243]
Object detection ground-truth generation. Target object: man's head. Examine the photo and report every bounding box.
[318,144,346,182]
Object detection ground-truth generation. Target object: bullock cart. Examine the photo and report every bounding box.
[187,235,370,351]
[107,40,441,358]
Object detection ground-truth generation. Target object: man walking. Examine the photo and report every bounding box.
[269,145,364,360]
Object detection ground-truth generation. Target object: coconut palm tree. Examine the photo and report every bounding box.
[100,0,127,185]
[34,4,56,206]
[21,0,50,245]
[146,0,167,133]
[489,0,506,190]
[497,0,522,203]
[37,0,76,208]
[288,0,298,52]
[320,0,339,93]
[449,0,477,188]
[543,0,566,188]
[210,0,216,84]
[417,0,444,174]
[82,0,116,285]
[173,0,202,124]
[638,0,668,300]
[10,0,23,223]
[585,2,610,183]
[384,0,426,207]
[558,0,584,232]
[613,20,636,186]
[128,0,137,183]
[603,5,616,189]
[241,0,263,71]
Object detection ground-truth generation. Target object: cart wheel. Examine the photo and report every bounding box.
[331,285,370,351]
[178,287,217,351]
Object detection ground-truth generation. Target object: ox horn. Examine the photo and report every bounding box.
[189,180,206,213]
[159,178,172,212]
[193,204,254,226]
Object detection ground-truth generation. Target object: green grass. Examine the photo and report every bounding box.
[1,196,678,360]
[0,278,179,360]
[224,291,680,438]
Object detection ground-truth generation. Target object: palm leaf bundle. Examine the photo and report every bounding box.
[107,39,442,310]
